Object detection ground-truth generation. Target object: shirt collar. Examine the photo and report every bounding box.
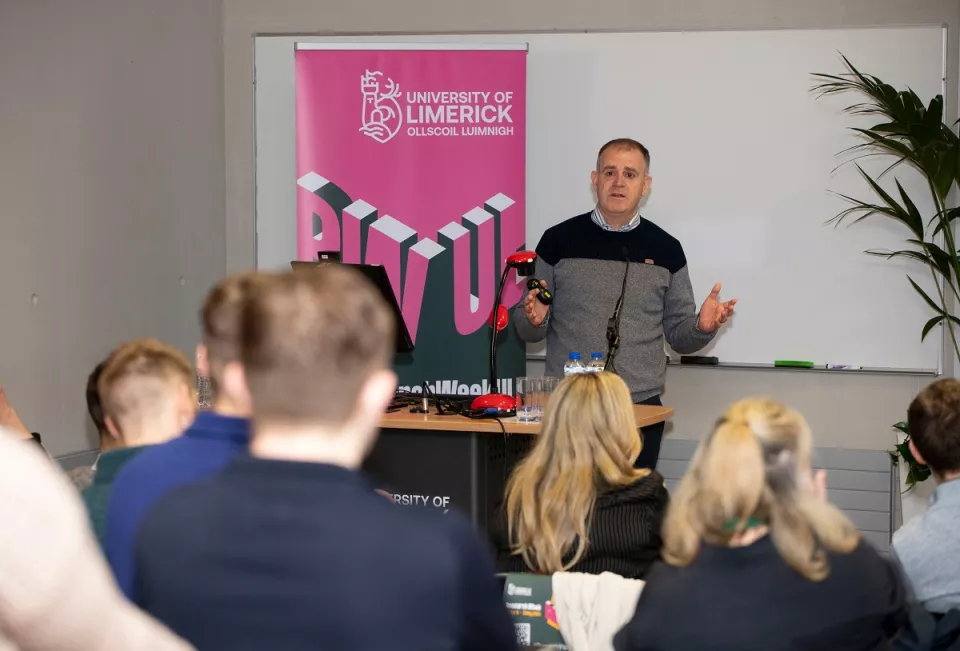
[224,454,371,489]
[933,477,960,504]
[591,206,642,232]
[91,446,147,485]
[185,411,250,445]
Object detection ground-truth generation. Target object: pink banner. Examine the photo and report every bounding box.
[295,46,526,389]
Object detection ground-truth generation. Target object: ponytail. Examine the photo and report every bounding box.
[662,398,861,580]
[701,415,767,535]
[663,409,767,564]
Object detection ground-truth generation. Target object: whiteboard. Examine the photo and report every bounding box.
[254,26,946,371]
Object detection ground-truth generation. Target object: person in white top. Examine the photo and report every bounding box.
[0,426,193,651]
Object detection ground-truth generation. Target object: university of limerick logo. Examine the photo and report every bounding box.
[359,69,402,143]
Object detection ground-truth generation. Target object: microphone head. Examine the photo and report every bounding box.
[514,260,536,276]
[507,250,537,276]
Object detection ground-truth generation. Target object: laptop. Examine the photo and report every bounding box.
[289,259,414,354]
[290,251,341,271]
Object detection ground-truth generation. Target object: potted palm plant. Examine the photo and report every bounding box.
[811,56,960,496]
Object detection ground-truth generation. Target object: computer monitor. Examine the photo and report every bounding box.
[289,261,414,354]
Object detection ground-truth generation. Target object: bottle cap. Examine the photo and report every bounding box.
[591,352,603,359]
[569,352,581,360]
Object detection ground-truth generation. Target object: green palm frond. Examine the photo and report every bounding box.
[813,54,960,365]
[816,56,960,488]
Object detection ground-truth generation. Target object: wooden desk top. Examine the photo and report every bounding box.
[379,404,673,435]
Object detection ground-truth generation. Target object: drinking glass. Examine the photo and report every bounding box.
[516,377,543,422]
[542,376,560,400]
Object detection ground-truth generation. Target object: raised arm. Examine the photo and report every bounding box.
[512,257,554,344]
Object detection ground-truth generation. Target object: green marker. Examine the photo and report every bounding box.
[774,360,814,368]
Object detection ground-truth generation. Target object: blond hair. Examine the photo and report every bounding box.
[240,266,394,426]
[504,372,650,574]
[98,338,195,429]
[663,398,859,581]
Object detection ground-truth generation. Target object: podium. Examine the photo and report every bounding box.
[362,404,673,535]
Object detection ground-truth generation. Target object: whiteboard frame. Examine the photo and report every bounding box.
[254,25,950,376]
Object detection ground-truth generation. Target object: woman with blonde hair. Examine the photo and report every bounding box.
[614,398,907,651]
[491,372,668,578]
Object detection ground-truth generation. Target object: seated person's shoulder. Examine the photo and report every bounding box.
[599,470,669,507]
[388,507,484,557]
[139,474,222,531]
[631,559,687,610]
[892,512,934,562]
[115,437,182,477]
[823,538,904,604]
[889,510,957,587]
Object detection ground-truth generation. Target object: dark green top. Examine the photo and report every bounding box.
[82,446,147,547]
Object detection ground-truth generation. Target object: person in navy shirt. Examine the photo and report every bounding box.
[104,271,266,600]
[134,267,518,651]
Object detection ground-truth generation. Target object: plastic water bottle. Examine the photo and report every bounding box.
[587,353,605,373]
[563,352,585,376]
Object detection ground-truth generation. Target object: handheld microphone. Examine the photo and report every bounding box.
[526,278,553,305]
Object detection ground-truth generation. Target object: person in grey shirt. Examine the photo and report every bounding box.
[892,378,960,614]
[513,138,736,468]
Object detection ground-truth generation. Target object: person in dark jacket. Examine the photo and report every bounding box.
[491,372,668,579]
[614,397,908,651]
[134,267,518,651]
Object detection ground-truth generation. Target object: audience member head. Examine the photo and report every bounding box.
[907,378,960,482]
[98,339,196,449]
[663,398,859,581]
[85,361,116,452]
[504,372,649,574]
[197,271,266,417]
[229,267,396,467]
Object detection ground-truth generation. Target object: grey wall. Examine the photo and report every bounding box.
[0,0,226,456]
[224,0,959,451]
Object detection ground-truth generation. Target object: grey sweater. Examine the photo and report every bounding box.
[892,478,960,613]
[512,212,714,402]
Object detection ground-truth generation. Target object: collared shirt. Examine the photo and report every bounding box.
[892,477,960,613]
[591,206,642,232]
[82,446,148,547]
[105,411,250,601]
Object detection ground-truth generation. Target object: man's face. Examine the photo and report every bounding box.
[591,147,652,222]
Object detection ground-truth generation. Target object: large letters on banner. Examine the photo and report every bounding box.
[295,47,527,394]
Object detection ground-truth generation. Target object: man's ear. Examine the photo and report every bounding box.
[104,416,123,444]
[195,344,209,377]
[360,369,397,418]
[222,361,251,406]
[641,174,653,198]
[908,439,927,467]
[177,383,197,430]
